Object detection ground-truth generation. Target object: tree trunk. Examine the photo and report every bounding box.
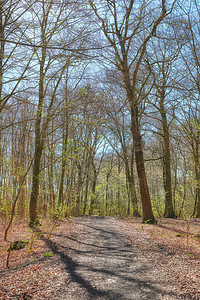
[194,159,200,218]
[105,172,109,216]
[122,142,139,217]
[29,5,46,226]
[128,178,139,216]
[0,0,4,107]
[161,102,175,218]
[29,58,45,226]
[29,143,43,226]
[18,127,26,217]
[48,124,55,212]
[178,172,186,218]
[58,117,69,207]
[75,164,82,215]
[196,188,200,218]
[130,143,140,217]
[117,157,121,216]
[131,106,155,223]
[83,169,89,215]
[89,161,97,215]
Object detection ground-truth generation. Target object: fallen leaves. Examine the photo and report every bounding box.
[118,217,200,299]
[0,217,199,299]
[0,218,74,299]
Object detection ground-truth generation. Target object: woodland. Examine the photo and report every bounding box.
[0,0,200,299]
[0,0,200,227]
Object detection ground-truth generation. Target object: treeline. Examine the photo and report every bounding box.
[0,0,200,227]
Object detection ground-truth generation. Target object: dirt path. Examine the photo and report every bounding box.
[46,216,187,300]
[1,216,199,299]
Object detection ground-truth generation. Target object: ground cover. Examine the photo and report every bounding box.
[0,216,199,299]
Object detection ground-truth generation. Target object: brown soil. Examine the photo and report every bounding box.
[0,216,200,299]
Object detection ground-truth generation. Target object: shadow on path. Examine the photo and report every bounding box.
[42,216,179,300]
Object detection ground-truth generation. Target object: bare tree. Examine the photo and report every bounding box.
[89,0,176,222]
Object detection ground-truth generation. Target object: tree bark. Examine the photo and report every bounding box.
[131,106,155,223]
[29,29,46,226]
[122,138,139,217]
[89,161,97,215]
[194,155,200,218]
[58,115,69,207]
[83,167,89,215]
[0,0,4,206]
[29,143,43,226]
[75,164,82,215]
[160,101,176,218]
[105,172,110,216]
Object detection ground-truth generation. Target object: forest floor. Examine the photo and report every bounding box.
[0,216,200,300]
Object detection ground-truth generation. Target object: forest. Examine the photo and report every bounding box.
[1,0,200,228]
[1,1,200,299]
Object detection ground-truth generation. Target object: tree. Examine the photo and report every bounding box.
[175,0,200,217]
[88,0,176,222]
[102,94,140,216]
[145,30,180,218]
[29,0,73,226]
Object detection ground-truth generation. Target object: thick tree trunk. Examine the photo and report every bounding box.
[131,106,155,223]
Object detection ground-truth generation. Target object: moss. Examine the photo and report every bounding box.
[8,240,28,251]
[143,218,157,224]
[43,251,54,257]
[175,233,183,237]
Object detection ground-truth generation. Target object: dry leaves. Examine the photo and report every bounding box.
[0,217,199,299]
[118,217,200,299]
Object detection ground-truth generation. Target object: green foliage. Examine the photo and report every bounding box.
[151,195,165,218]
[43,251,54,257]
[174,183,195,218]
[7,240,28,251]
[175,233,183,237]
[186,252,195,257]
[143,219,157,224]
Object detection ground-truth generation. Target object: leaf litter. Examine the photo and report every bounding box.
[0,217,199,299]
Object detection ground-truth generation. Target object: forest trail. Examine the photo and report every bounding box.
[48,216,184,300]
[1,216,199,299]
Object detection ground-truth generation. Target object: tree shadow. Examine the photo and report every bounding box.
[155,223,190,235]
[43,236,178,300]
[38,217,179,300]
